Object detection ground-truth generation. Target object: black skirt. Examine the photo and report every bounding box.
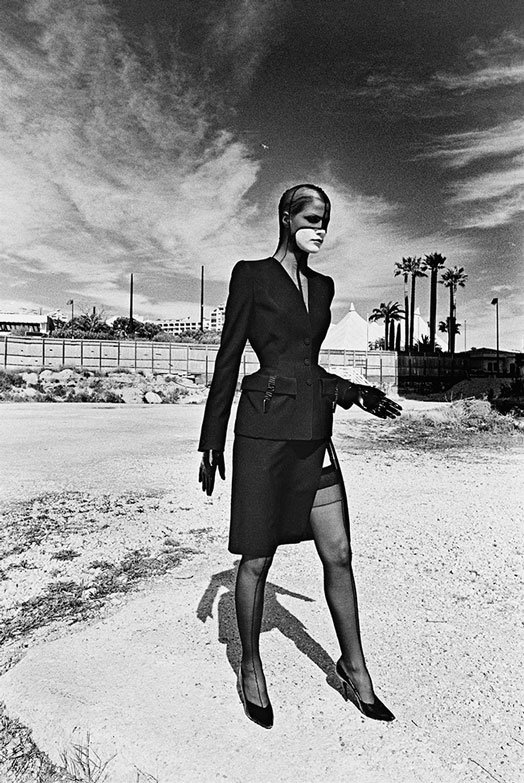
[230,435,327,556]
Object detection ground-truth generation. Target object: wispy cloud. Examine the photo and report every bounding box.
[422,119,524,168]
[423,124,524,229]
[355,30,524,116]
[0,0,267,315]
[204,0,290,94]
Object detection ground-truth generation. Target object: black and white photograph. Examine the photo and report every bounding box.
[0,1,522,781]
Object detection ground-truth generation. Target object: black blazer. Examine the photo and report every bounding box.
[198,257,354,452]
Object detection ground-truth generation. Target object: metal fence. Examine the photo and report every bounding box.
[1,335,397,388]
[398,353,467,391]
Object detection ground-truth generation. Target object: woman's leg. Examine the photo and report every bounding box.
[235,553,274,707]
[309,505,375,703]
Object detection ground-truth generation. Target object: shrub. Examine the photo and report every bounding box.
[0,370,25,391]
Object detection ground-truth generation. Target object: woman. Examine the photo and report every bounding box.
[198,184,401,729]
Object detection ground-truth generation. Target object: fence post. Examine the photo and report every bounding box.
[42,337,45,367]
[3,336,7,369]
[134,340,138,371]
[117,340,120,368]
[380,356,383,385]
[99,341,102,370]
[62,339,66,366]
[151,341,155,373]
[169,342,172,373]
[80,339,84,368]
[186,346,189,375]
[205,354,209,385]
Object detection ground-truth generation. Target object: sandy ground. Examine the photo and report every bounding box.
[0,401,523,783]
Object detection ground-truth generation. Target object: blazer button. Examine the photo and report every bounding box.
[306,379,312,386]
[304,337,311,345]
[304,358,310,365]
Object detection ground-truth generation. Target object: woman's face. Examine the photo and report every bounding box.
[287,196,328,254]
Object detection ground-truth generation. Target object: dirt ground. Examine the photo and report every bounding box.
[0,401,522,783]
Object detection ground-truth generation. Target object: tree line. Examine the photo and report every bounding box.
[49,313,221,343]
[369,253,468,354]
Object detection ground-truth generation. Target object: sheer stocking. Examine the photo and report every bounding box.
[235,554,274,707]
[310,502,375,703]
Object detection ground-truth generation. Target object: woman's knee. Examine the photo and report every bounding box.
[239,554,273,579]
[318,538,352,569]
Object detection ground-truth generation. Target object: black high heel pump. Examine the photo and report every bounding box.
[336,660,395,722]
[237,667,274,729]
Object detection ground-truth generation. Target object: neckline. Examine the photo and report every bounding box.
[269,257,310,315]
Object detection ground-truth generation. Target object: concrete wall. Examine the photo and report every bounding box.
[1,336,397,389]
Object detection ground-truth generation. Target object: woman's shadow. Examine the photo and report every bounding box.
[196,561,342,695]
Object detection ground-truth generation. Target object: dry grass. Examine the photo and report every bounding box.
[0,489,201,782]
[378,399,523,449]
[0,704,73,783]
[1,545,194,646]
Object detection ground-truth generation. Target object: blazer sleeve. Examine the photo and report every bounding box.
[198,261,253,451]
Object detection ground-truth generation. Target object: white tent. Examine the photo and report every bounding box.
[412,307,447,350]
[323,303,382,350]
[324,303,446,351]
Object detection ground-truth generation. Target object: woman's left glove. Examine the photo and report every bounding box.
[198,450,226,496]
[354,385,402,419]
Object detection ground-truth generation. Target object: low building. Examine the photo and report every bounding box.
[155,316,210,334]
[0,312,52,336]
[155,305,225,335]
[464,348,522,377]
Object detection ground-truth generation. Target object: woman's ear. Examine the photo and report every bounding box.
[282,211,290,227]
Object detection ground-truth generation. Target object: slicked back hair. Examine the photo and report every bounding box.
[277,184,331,243]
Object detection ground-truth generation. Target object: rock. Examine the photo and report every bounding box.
[120,387,144,404]
[22,372,39,386]
[144,391,162,404]
[39,369,54,382]
[22,387,39,399]
[54,369,76,382]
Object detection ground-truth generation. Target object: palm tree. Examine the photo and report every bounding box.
[424,252,446,352]
[439,319,462,335]
[369,301,404,350]
[394,257,411,350]
[440,266,468,354]
[397,256,427,351]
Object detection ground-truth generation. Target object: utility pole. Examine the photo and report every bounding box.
[129,273,134,327]
[463,319,467,352]
[491,298,499,374]
[200,265,205,332]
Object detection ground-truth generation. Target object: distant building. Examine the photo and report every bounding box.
[155,305,225,335]
[464,348,522,377]
[155,316,209,334]
[209,306,225,331]
[0,312,51,336]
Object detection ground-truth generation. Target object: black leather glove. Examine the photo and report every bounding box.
[353,385,402,419]
[198,450,226,496]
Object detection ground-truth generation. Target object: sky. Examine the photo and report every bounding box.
[0,0,522,349]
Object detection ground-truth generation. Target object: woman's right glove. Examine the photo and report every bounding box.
[198,450,226,496]
[338,382,402,419]
[355,385,402,418]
